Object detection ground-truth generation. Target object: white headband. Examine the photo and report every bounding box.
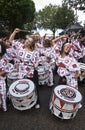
[64,42,70,46]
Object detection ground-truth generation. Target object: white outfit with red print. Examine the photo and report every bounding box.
[18,48,34,78]
[0,57,12,111]
[6,40,22,64]
[18,49,34,78]
[71,39,85,60]
[54,40,64,51]
[56,54,80,89]
[52,44,60,59]
[39,47,54,86]
[8,40,37,79]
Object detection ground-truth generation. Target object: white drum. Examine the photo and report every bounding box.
[37,65,49,85]
[9,79,37,110]
[7,69,19,87]
[49,85,82,119]
[78,62,85,81]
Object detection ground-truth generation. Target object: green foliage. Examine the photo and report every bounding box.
[0,0,35,35]
[55,5,76,29]
[35,4,59,33]
[35,4,76,33]
[63,0,85,11]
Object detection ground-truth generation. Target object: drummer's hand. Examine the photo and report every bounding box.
[14,28,21,33]
[46,54,50,58]
[62,34,69,38]
[74,71,80,78]
[46,55,51,61]
[64,34,70,39]
[34,62,39,68]
[14,63,19,71]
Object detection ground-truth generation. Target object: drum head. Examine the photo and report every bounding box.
[54,85,82,103]
[9,79,35,97]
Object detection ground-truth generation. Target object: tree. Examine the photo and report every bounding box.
[35,4,76,36]
[55,4,76,29]
[0,0,35,35]
[35,4,58,34]
[63,0,85,11]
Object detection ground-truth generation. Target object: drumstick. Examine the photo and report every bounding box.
[20,29,30,33]
[46,33,53,36]
[20,30,34,34]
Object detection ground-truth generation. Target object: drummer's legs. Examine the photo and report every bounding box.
[0,82,7,111]
[47,67,54,87]
[1,91,7,111]
[66,76,78,90]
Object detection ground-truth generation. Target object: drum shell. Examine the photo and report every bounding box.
[7,70,19,87]
[9,79,37,110]
[49,85,82,119]
[37,65,49,85]
[10,90,37,110]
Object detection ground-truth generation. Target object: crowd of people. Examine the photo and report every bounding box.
[0,28,85,112]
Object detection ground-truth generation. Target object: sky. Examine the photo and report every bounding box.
[32,0,85,36]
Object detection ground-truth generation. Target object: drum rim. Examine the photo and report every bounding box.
[9,79,35,97]
[54,85,82,103]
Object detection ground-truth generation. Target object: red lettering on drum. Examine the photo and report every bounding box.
[16,99,24,102]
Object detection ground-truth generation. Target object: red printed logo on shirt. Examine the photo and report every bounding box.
[72,64,77,68]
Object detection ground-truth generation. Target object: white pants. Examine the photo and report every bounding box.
[0,80,7,111]
[66,75,78,90]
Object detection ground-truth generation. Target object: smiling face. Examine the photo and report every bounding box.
[61,42,71,56]
[63,43,71,54]
[24,37,35,51]
[24,37,33,46]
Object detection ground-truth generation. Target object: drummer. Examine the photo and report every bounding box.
[0,41,11,111]
[8,28,40,109]
[37,37,55,87]
[69,31,85,61]
[56,41,81,90]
